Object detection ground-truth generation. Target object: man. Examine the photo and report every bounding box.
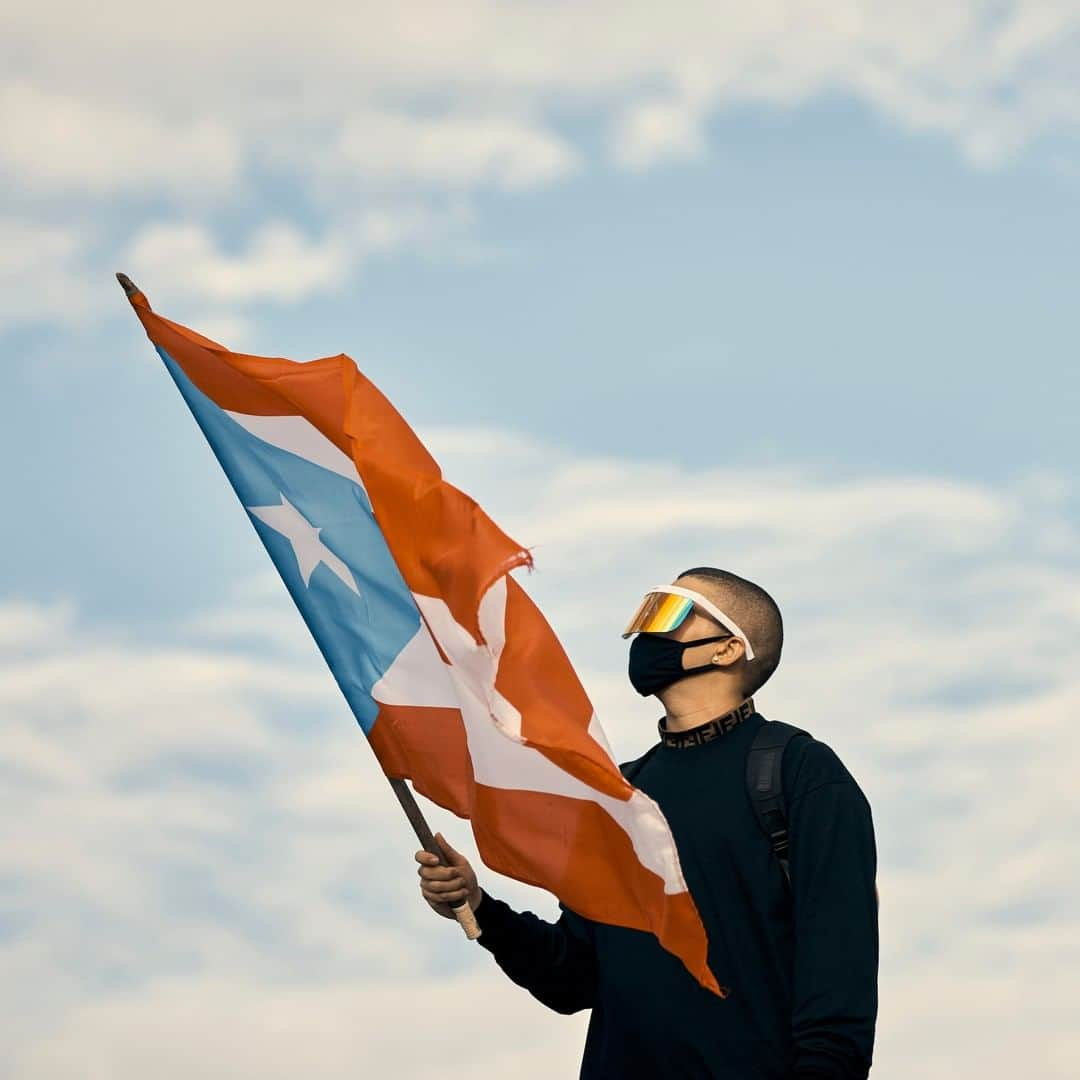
[416,567,878,1079]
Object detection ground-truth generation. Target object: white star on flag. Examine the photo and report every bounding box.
[247,493,360,595]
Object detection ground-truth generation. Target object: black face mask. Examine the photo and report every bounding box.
[627,633,731,697]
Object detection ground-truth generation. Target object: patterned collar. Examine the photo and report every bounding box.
[658,698,757,748]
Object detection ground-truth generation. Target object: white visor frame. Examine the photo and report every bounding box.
[626,583,756,661]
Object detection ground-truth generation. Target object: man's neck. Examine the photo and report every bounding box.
[657,678,749,733]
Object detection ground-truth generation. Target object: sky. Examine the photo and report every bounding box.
[2,2,1078,1076]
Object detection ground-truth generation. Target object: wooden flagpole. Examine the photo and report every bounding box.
[115,271,481,942]
[387,777,481,940]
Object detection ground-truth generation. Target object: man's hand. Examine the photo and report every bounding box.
[415,832,483,919]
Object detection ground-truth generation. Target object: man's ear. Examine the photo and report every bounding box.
[710,637,745,668]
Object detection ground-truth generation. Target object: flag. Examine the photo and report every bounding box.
[123,282,724,997]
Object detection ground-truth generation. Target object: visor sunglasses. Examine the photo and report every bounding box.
[621,584,756,661]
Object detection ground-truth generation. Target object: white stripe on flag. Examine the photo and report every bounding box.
[226,411,363,485]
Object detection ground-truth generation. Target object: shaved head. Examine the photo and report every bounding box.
[677,567,784,696]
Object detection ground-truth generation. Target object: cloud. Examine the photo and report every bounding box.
[123,221,350,306]
[609,66,713,170]
[0,218,106,328]
[1,430,1078,1076]
[118,202,470,312]
[611,95,707,170]
[0,199,471,335]
[180,311,257,350]
[0,83,240,200]
[6,2,1079,336]
[119,203,473,315]
[9,973,589,1080]
[332,109,579,191]
[4,1,1078,206]
[0,599,74,650]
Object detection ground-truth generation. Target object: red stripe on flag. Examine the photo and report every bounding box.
[471,784,723,998]
[340,362,532,645]
[498,576,631,799]
[475,786,725,993]
[368,703,473,815]
[369,700,723,998]
[129,288,302,418]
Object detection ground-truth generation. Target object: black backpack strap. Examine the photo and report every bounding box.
[746,720,811,889]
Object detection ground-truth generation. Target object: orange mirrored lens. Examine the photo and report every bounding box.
[622,592,694,637]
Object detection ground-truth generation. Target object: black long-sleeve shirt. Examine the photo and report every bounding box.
[474,708,878,1079]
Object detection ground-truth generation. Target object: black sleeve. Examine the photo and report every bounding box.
[473,889,597,1015]
[787,771,879,1079]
